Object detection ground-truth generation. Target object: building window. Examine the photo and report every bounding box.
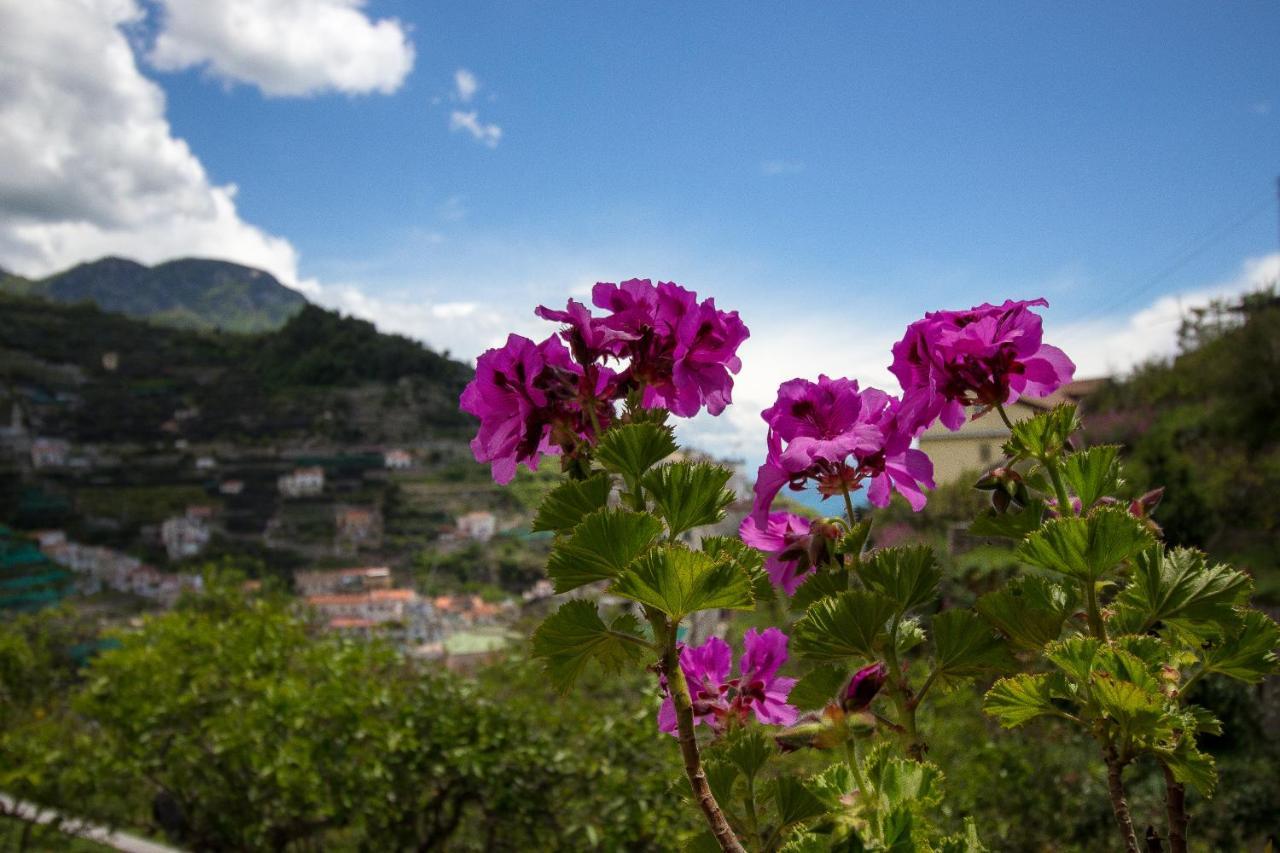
[978,443,993,463]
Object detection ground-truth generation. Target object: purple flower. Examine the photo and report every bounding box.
[890,298,1075,433]
[750,376,934,520]
[459,333,611,483]
[842,661,887,712]
[658,628,798,735]
[591,279,749,418]
[534,298,636,365]
[739,512,824,595]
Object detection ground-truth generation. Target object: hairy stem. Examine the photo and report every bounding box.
[1161,761,1189,853]
[995,402,1017,432]
[1104,745,1140,853]
[656,618,745,853]
[1083,578,1108,641]
[843,738,869,796]
[881,616,925,761]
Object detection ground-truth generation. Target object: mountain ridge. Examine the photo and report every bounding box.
[0,256,308,333]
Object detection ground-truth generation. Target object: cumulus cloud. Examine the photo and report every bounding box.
[0,0,300,281]
[454,68,478,102]
[148,0,415,97]
[449,110,502,148]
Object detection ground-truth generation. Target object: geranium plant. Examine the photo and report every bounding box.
[460,284,1278,852]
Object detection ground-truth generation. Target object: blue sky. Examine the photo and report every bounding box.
[1,1,1278,457]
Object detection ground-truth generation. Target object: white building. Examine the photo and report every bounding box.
[31,437,69,468]
[161,515,210,560]
[278,466,324,497]
[294,566,392,596]
[384,448,413,469]
[306,588,440,645]
[456,510,496,543]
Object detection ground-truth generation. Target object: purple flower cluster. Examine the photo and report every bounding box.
[658,628,798,735]
[890,298,1075,432]
[460,279,748,482]
[749,375,935,527]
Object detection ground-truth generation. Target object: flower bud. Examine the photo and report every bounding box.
[841,661,887,713]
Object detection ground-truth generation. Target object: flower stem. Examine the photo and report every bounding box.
[654,615,745,853]
[880,616,925,761]
[843,737,868,796]
[995,402,1017,432]
[1161,761,1189,853]
[1104,744,1140,853]
[1084,577,1108,641]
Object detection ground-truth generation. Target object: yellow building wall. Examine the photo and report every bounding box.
[917,401,1040,486]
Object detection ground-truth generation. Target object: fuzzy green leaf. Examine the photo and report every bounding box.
[772,776,827,829]
[721,726,773,781]
[1045,636,1102,684]
[1201,609,1280,683]
[983,673,1061,728]
[792,590,897,661]
[931,610,1016,680]
[789,568,850,613]
[701,536,772,604]
[1092,675,1164,732]
[976,576,1076,650]
[1109,547,1251,636]
[531,472,613,533]
[1060,445,1122,508]
[1160,736,1217,797]
[612,544,754,620]
[531,600,648,692]
[1003,403,1081,460]
[789,664,850,710]
[967,499,1048,540]
[545,508,663,593]
[860,545,941,614]
[595,422,677,484]
[641,462,735,538]
[1016,507,1155,582]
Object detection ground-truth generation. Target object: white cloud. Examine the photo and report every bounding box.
[760,159,804,176]
[436,195,468,222]
[0,0,300,281]
[148,0,415,97]
[1249,100,1273,116]
[449,110,502,148]
[454,68,478,102]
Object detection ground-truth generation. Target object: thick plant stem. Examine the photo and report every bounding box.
[1083,578,1108,641]
[881,618,925,761]
[1104,745,1140,853]
[658,621,745,853]
[1161,762,1189,853]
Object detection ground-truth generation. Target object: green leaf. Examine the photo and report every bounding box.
[792,590,897,661]
[789,664,849,710]
[531,472,613,533]
[839,518,873,560]
[862,741,945,810]
[1201,609,1280,683]
[968,499,1048,540]
[859,545,941,614]
[976,576,1076,650]
[1159,736,1217,797]
[1016,507,1155,582]
[1060,445,1122,508]
[773,776,827,829]
[530,600,648,692]
[790,568,850,613]
[545,508,664,593]
[701,536,772,604]
[983,674,1062,728]
[1045,636,1103,684]
[1092,675,1164,733]
[1003,403,1080,460]
[702,758,740,813]
[931,610,1016,681]
[641,462,735,538]
[595,421,677,484]
[612,544,754,620]
[936,817,988,853]
[721,725,773,781]
[895,617,927,656]
[1109,547,1251,636]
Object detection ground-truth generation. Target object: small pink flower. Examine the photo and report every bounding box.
[739,513,817,595]
[842,661,887,712]
[890,298,1075,434]
[658,628,798,735]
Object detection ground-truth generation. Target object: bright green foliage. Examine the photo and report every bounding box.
[1109,546,1251,636]
[545,508,664,592]
[612,544,755,620]
[721,726,773,780]
[1002,403,1081,461]
[772,777,828,830]
[531,472,613,532]
[976,575,1076,650]
[859,545,942,613]
[788,664,850,710]
[1060,445,1123,508]
[967,499,1047,539]
[595,421,678,484]
[641,461,735,538]
[702,535,774,603]
[531,599,649,692]
[1199,609,1280,683]
[1016,507,1155,582]
[983,674,1064,728]
[789,567,850,612]
[930,610,1016,682]
[1159,736,1218,796]
[792,590,897,661]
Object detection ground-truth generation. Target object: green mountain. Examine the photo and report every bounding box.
[0,256,307,333]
